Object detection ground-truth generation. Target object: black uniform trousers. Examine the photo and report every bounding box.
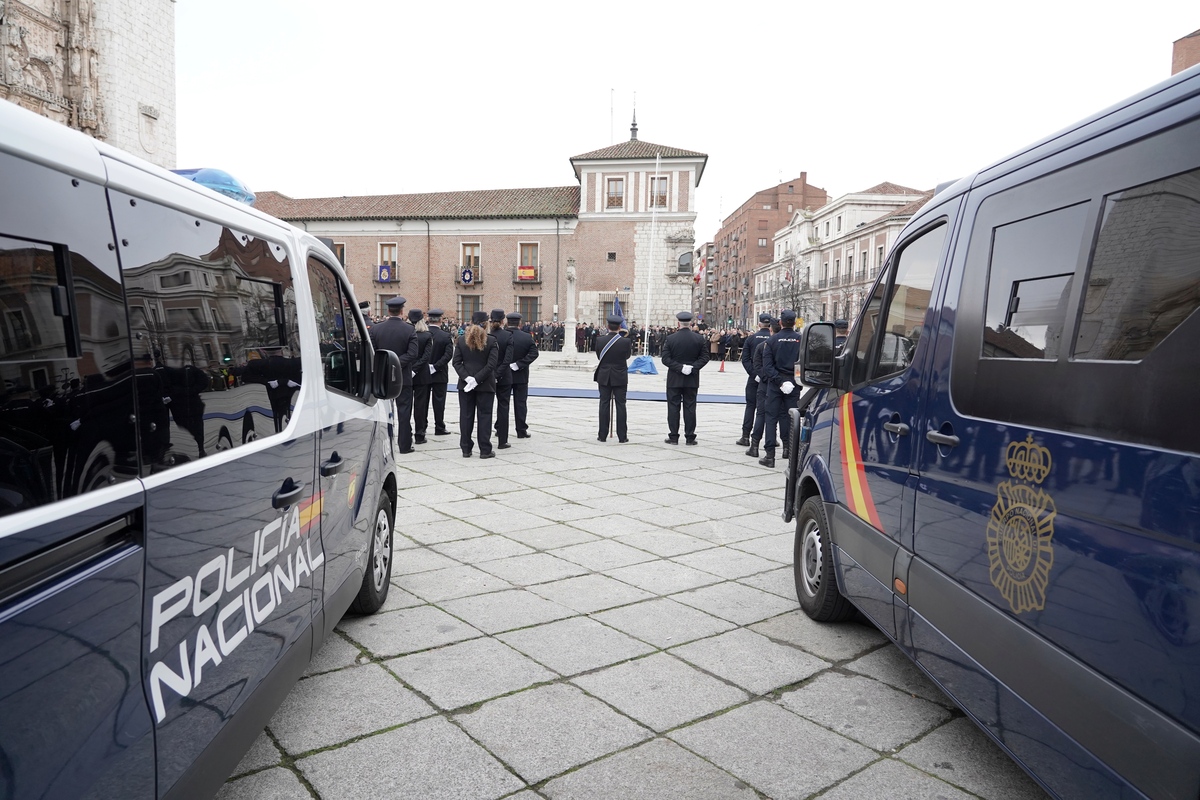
[666,386,698,440]
[413,383,431,436]
[511,384,529,435]
[751,380,769,441]
[598,385,627,440]
[493,382,511,444]
[764,388,793,451]
[395,384,414,450]
[742,376,758,436]
[459,390,494,455]
[431,382,448,432]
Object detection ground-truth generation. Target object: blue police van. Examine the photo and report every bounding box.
[786,64,1200,799]
[0,101,402,799]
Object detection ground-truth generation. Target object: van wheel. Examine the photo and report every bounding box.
[350,493,393,614]
[794,496,855,622]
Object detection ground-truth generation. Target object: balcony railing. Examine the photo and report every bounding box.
[606,194,624,208]
[513,264,541,284]
[455,264,483,286]
[818,278,828,289]
[855,270,868,282]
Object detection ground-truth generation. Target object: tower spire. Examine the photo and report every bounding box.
[631,92,638,140]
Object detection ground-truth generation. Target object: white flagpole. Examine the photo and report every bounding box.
[644,152,660,355]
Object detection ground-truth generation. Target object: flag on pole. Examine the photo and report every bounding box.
[694,260,705,285]
[612,291,627,329]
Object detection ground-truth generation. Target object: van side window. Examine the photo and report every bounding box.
[114,196,302,468]
[0,230,136,514]
[850,222,944,384]
[1074,168,1200,361]
[307,256,366,397]
[982,203,1089,359]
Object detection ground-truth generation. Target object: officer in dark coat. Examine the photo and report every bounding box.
[359,300,374,330]
[426,308,454,435]
[505,312,538,438]
[368,295,420,453]
[738,313,775,448]
[660,311,709,444]
[759,309,804,468]
[593,313,633,442]
[452,310,499,458]
[408,309,435,444]
[746,318,781,458]
[488,309,515,449]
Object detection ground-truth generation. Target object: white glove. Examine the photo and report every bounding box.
[510,362,520,371]
[429,364,437,374]
[754,376,761,384]
[268,380,279,389]
[780,381,795,395]
[287,379,300,389]
[161,396,172,404]
[681,364,693,376]
[464,376,477,393]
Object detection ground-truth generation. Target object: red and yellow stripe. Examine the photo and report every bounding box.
[839,393,882,529]
[299,491,323,536]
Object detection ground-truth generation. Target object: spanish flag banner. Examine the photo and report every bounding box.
[839,393,882,529]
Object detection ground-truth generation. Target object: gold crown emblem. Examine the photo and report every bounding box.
[1006,435,1052,484]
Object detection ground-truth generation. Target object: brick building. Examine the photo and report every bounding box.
[699,176,827,329]
[1173,28,1200,75]
[255,120,707,328]
[0,0,176,168]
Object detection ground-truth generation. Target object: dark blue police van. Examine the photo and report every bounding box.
[0,101,402,798]
[786,64,1200,799]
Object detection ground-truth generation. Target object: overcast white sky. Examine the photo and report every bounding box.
[176,1,1197,240]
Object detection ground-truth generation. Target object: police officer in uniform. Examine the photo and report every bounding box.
[368,295,419,453]
[359,300,374,330]
[505,312,538,438]
[660,311,709,444]
[425,309,454,435]
[488,309,515,449]
[759,309,803,468]
[408,308,435,444]
[746,318,780,458]
[453,310,499,458]
[593,313,632,442]
[737,312,774,447]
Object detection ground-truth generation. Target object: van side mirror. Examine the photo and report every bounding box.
[798,322,836,387]
[372,349,403,399]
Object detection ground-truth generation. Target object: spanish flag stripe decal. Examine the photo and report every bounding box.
[839,393,883,529]
[298,491,324,535]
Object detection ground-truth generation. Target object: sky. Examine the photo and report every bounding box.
[175,1,1197,241]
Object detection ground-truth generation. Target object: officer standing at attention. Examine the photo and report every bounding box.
[453,310,499,458]
[408,309,435,444]
[758,309,803,468]
[359,300,375,330]
[745,318,780,458]
[505,312,538,438]
[368,295,419,453]
[593,313,632,442]
[660,311,708,445]
[737,312,775,448]
[425,309,454,436]
[488,309,516,449]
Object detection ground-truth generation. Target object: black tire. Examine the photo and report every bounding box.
[350,492,393,614]
[794,496,856,622]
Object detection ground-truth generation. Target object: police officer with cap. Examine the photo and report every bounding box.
[368,295,419,453]
[488,309,515,449]
[425,309,454,435]
[834,318,849,350]
[359,300,374,329]
[594,313,632,442]
[660,311,708,444]
[758,309,803,468]
[737,312,775,447]
[505,312,538,438]
[408,308,435,443]
[746,317,780,458]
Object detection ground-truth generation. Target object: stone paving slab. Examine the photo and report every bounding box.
[221,368,1048,799]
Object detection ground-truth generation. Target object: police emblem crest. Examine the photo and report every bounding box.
[988,435,1056,613]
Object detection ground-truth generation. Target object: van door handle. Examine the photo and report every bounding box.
[926,430,960,448]
[320,452,345,477]
[883,418,910,436]
[272,477,304,508]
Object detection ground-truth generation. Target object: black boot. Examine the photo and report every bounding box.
[782,444,790,460]
[758,450,775,468]
[735,435,750,447]
[745,440,759,458]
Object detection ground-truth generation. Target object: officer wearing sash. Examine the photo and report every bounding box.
[505,312,538,438]
[737,312,774,447]
[593,313,632,442]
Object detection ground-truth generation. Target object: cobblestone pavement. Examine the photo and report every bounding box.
[218,352,1048,800]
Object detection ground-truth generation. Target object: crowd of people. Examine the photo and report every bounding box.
[365,296,805,467]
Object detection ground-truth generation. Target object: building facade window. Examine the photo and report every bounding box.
[837,215,843,232]
[519,243,538,267]
[379,243,396,267]
[333,243,346,266]
[758,238,767,247]
[458,295,482,320]
[462,243,480,267]
[649,176,668,208]
[517,296,539,322]
[877,245,885,269]
[606,178,624,209]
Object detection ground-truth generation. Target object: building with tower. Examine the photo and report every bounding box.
[254,118,708,329]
